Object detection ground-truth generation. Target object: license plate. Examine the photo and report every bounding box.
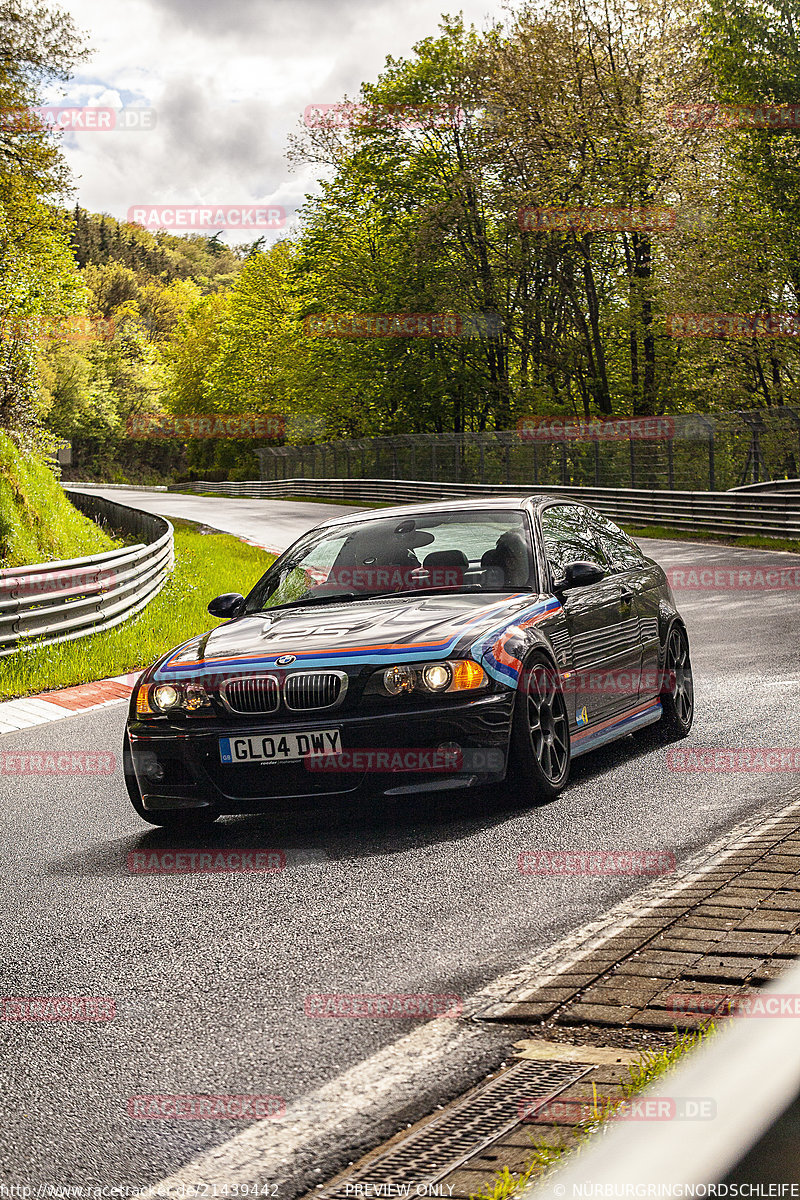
[219,730,341,764]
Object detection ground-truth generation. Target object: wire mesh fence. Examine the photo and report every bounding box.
[256,408,800,492]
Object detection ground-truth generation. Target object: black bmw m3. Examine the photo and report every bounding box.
[124,496,694,827]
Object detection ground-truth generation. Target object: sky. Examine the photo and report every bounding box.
[45,0,506,243]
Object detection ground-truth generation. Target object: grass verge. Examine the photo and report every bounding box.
[0,434,119,568]
[1,522,274,701]
[470,1028,714,1200]
[625,523,800,554]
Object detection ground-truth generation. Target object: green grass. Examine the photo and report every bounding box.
[469,1028,715,1200]
[1,525,274,700]
[625,523,800,554]
[0,433,119,568]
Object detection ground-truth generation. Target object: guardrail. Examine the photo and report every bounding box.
[730,478,800,493]
[0,491,174,658]
[171,477,800,540]
[254,409,800,492]
[530,955,800,1197]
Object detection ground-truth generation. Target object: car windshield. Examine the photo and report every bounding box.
[244,509,535,612]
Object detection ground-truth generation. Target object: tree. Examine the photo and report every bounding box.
[0,0,88,440]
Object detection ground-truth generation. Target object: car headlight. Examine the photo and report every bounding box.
[135,681,213,716]
[152,684,181,711]
[421,663,451,691]
[184,683,212,711]
[371,660,488,697]
[383,665,416,695]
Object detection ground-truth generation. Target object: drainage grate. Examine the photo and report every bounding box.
[320,1058,594,1196]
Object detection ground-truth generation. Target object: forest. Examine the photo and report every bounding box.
[1,0,799,482]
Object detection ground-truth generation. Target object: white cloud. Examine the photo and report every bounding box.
[46,0,503,242]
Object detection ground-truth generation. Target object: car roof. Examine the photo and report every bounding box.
[317,493,578,529]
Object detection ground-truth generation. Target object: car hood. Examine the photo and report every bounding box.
[153,591,553,681]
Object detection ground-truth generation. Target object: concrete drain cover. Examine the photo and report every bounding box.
[320,1059,594,1195]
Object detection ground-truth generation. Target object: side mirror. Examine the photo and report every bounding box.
[208,592,245,619]
[554,560,605,591]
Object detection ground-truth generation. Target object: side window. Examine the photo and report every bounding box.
[593,514,646,573]
[540,505,605,579]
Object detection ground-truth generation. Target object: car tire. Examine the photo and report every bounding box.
[508,653,571,803]
[123,733,219,829]
[656,622,695,740]
[634,624,695,747]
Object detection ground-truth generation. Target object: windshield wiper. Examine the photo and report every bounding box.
[355,585,536,600]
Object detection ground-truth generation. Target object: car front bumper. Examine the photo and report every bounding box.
[127,691,514,813]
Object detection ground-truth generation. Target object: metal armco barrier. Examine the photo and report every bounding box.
[171,477,800,540]
[0,492,173,658]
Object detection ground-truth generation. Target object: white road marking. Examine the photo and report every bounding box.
[136,785,800,1196]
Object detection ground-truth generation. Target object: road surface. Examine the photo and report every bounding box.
[1,490,798,1191]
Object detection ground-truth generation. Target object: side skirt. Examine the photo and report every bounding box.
[570,698,662,759]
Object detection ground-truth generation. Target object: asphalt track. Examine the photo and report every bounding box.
[1,489,799,1191]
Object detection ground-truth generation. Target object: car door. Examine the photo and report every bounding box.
[591,513,662,704]
[540,503,643,724]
